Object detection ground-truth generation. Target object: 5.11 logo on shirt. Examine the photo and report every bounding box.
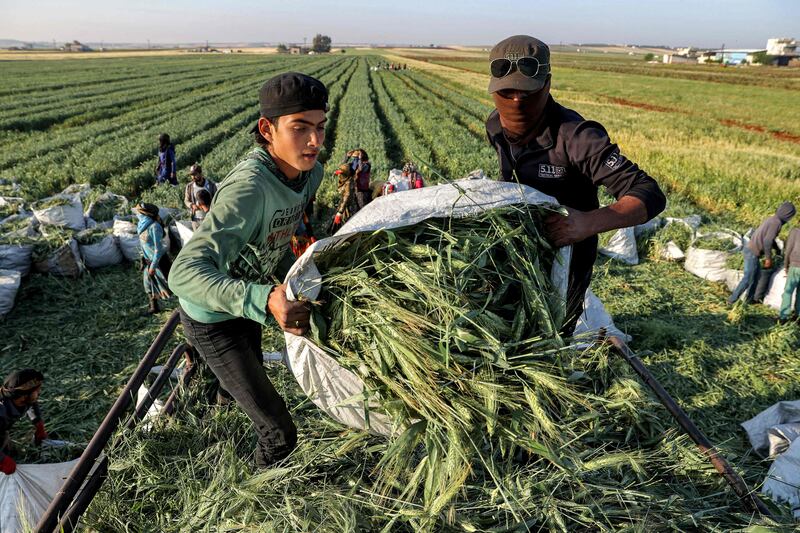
[538,163,567,179]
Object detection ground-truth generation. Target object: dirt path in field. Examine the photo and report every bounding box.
[609,96,800,145]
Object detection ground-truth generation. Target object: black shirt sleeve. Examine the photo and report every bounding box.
[569,121,666,220]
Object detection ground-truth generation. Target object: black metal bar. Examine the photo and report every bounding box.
[56,343,188,533]
[56,457,108,531]
[131,343,187,423]
[163,353,197,416]
[36,309,181,533]
[607,336,773,517]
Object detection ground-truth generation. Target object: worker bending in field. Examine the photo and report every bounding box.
[780,223,800,324]
[485,35,666,334]
[729,201,796,305]
[0,369,48,475]
[184,164,218,230]
[169,72,328,468]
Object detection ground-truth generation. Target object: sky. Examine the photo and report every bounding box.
[1,0,798,49]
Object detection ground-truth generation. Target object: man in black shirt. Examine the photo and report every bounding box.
[485,35,666,334]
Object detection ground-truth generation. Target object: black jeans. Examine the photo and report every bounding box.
[179,309,297,467]
[563,236,597,336]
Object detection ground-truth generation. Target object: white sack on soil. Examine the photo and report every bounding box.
[113,219,141,262]
[764,269,792,311]
[573,288,632,344]
[0,269,22,318]
[171,220,194,248]
[742,400,800,518]
[598,227,639,265]
[684,231,743,287]
[0,459,79,533]
[33,195,85,231]
[79,235,123,269]
[0,245,34,276]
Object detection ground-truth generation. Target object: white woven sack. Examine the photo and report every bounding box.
[284,179,571,437]
[79,235,123,269]
[573,288,631,344]
[172,220,194,248]
[85,192,128,222]
[762,436,800,518]
[684,230,743,285]
[0,459,79,532]
[0,269,21,318]
[0,245,34,276]
[764,269,791,311]
[599,227,639,265]
[661,241,685,261]
[33,194,85,231]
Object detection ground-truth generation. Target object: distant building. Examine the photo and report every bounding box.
[61,40,91,52]
[289,46,310,55]
[765,37,799,66]
[663,54,695,64]
[767,38,798,57]
[697,49,761,65]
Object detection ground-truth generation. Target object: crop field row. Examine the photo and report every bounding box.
[1,56,351,199]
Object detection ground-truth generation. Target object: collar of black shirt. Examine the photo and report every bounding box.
[487,96,556,153]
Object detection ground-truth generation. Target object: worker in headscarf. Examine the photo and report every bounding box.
[0,369,47,475]
[133,202,172,314]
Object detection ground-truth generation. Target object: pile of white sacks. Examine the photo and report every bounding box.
[599,214,790,311]
[0,183,189,318]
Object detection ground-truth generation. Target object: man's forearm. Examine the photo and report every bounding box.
[589,196,649,234]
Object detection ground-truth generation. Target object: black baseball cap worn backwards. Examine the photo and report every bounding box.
[488,35,551,94]
[259,72,329,118]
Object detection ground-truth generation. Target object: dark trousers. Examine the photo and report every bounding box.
[356,190,371,210]
[729,249,761,304]
[564,236,597,336]
[179,309,297,467]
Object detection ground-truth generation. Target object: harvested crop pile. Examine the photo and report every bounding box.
[87,191,128,222]
[655,221,694,252]
[32,195,74,210]
[75,227,114,246]
[32,227,74,263]
[0,200,21,219]
[86,200,783,531]
[294,206,773,529]
[694,235,739,252]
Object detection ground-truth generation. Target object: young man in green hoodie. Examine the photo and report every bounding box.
[169,72,328,467]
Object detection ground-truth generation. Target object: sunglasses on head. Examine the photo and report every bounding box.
[490,57,549,79]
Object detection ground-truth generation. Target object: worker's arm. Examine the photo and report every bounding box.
[547,122,666,247]
[760,223,781,264]
[169,146,177,179]
[546,196,648,247]
[184,184,194,210]
[785,231,797,271]
[336,179,352,215]
[168,179,272,324]
[27,403,47,445]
